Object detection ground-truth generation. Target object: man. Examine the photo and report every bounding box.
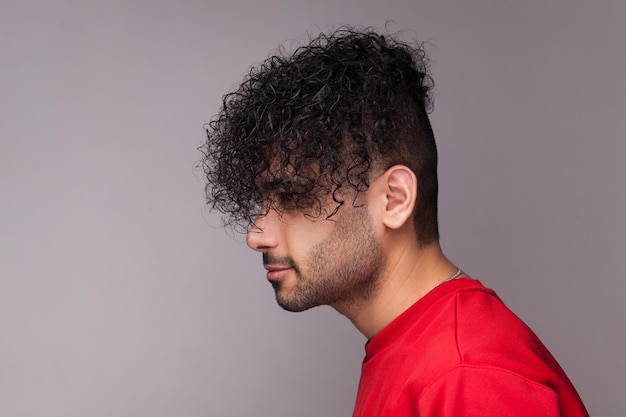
[200,27,588,416]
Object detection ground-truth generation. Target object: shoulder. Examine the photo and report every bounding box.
[448,282,560,374]
[414,364,561,417]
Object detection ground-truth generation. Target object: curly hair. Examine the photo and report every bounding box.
[200,26,440,244]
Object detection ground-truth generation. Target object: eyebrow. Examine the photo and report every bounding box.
[256,176,289,190]
[260,179,326,206]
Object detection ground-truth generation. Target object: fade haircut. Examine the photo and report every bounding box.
[200,26,439,245]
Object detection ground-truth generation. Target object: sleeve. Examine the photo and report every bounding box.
[416,365,560,417]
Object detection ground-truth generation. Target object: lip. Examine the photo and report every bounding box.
[264,265,293,281]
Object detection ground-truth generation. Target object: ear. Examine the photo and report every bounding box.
[380,165,417,230]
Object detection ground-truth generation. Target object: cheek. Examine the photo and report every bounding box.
[287,219,335,251]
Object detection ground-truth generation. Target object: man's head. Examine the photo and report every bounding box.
[201,26,439,245]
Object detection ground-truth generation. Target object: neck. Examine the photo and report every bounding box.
[334,235,461,340]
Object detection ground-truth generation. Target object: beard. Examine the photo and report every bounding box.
[267,208,385,313]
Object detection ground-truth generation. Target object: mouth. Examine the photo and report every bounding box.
[263,265,294,281]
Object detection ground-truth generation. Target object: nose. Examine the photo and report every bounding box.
[246,208,281,252]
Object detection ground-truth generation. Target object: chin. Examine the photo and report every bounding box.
[275,293,320,313]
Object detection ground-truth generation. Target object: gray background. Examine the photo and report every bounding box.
[1,0,624,416]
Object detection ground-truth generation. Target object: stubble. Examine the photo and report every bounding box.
[275,207,385,313]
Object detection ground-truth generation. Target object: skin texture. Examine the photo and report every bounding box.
[247,186,385,314]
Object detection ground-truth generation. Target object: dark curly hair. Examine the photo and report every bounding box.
[200,26,439,245]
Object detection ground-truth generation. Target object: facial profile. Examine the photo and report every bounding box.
[248,174,385,312]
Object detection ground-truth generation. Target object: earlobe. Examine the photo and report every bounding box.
[382,166,417,230]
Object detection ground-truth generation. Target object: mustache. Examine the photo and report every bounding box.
[263,253,297,269]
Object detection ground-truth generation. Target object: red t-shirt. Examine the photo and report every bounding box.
[352,278,588,417]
